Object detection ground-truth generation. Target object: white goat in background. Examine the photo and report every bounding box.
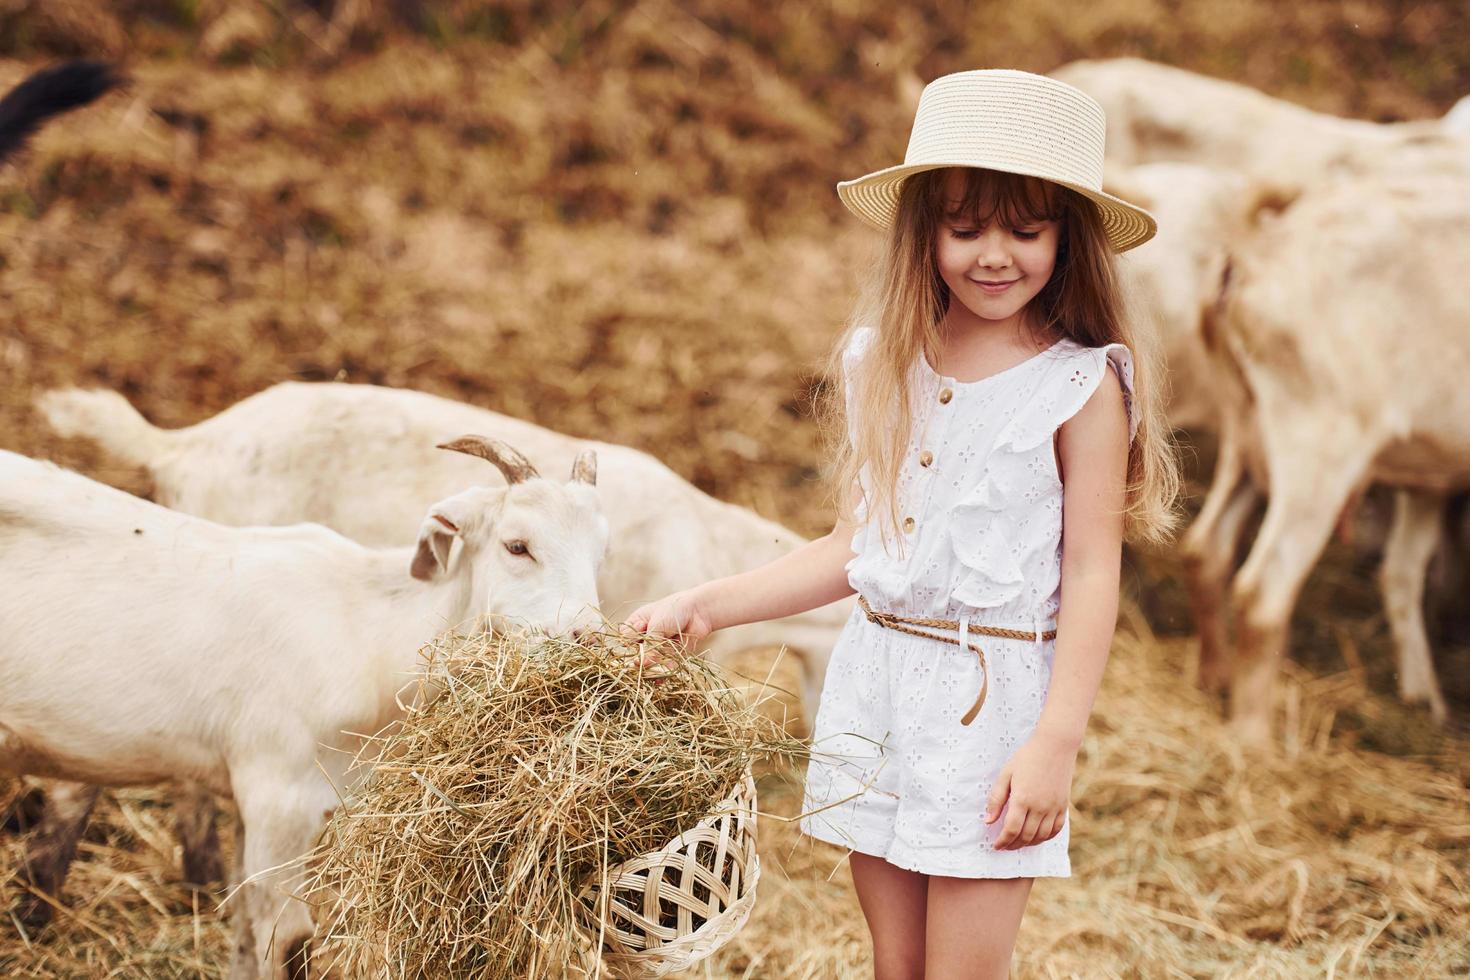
[1059,56,1467,731]
[1197,174,1470,741]
[39,380,851,711]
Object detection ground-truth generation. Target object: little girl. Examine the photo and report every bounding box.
[625,69,1179,978]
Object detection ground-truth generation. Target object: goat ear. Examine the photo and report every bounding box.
[570,448,597,486]
[410,513,458,581]
[410,490,487,581]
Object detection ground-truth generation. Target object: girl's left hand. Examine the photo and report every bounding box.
[985,730,1078,850]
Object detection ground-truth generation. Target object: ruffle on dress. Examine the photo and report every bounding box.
[950,343,1137,611]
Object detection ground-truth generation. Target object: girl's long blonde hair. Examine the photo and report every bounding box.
[822,167,1181,550]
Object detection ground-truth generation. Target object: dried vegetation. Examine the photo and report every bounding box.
[309,628,796,979]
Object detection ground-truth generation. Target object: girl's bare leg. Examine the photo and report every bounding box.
[849,851,928,980]
[925,874,1035,979]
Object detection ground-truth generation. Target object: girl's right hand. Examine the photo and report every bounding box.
[622,590,715,662]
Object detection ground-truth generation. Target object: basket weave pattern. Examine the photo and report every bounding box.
[579,772,759,977]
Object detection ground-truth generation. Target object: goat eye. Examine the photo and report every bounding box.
[504,540,530,557]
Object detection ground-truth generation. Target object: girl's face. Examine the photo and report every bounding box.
[933,168,1061,329]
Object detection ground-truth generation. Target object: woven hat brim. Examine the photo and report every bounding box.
[836,162,1157,253]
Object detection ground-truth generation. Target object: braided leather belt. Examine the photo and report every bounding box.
[856,594,1058,726]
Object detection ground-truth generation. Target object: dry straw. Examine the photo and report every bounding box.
[2,620,1467,976]
[305,626,805,979]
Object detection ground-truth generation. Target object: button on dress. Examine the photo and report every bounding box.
[799,326,1137,878]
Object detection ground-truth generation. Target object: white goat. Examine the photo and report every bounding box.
[38,380,852,711]
[1174,147,1469,728]
[1063,58,1467,727]
[1200,173,1470,742]
[0,438,605,979]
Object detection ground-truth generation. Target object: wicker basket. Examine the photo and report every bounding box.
[576,770,760,978]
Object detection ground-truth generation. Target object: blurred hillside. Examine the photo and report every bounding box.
[7,2,1470,238]
[3,0,1468,522]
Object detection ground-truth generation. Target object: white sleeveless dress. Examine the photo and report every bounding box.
[799,327,1137,878]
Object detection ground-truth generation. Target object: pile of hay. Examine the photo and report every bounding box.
[308,627,803,979]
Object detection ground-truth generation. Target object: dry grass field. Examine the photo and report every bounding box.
[1,2,1468,976]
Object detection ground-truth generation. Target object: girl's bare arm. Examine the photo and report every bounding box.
[696,525,857,631]
[625,510,858,642]
[1036,365,1130,749]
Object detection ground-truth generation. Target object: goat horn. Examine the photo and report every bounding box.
[570,448,597,486]
[437,436,540,484]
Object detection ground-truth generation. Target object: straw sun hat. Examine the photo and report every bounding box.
[837,68,1157,252]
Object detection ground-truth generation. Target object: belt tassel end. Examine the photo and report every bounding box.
[960,667,988,726]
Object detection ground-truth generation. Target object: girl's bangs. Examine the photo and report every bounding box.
[941,168,1065,228]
